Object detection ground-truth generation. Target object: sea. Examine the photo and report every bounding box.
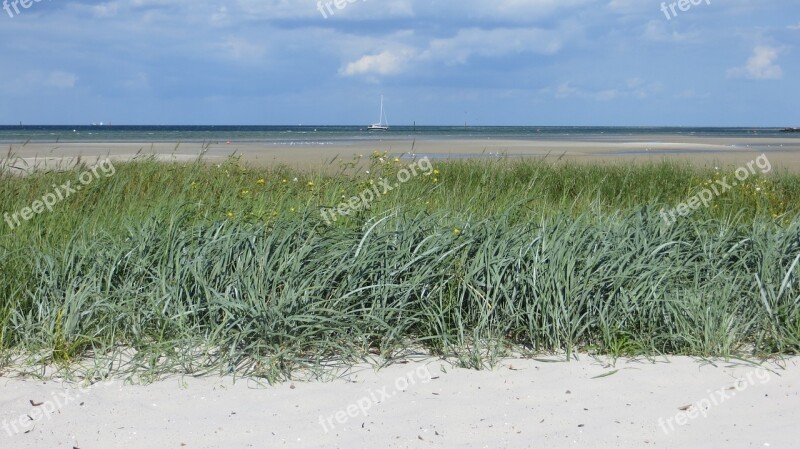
[0,126,795,145]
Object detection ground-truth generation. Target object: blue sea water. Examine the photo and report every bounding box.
[0,125,794,144]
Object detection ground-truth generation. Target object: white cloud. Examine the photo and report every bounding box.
[200,0,590,23]
[544,79,661,101]
[727,46,783,80]
[555,82,578,98]
[340,25,571,77]
[91,2,120,18]
[210,6,229,25]
[606,0,650,14]
[626,78,663,99]
[219,36,266,61]
[340,49,415,76]
[235,0,412,20]
[595,89,618,101]
[236,0,321,20]
[419,27,564,65]
[451,0,592,22]
[642,20,698,42]
[789,23,800,30]
[45,71,77,89]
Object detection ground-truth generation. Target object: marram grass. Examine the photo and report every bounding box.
[0,154,799,381]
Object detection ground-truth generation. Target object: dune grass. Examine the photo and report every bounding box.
[0,153,799,381]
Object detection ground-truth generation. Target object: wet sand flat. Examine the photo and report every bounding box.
[4,134,800,172]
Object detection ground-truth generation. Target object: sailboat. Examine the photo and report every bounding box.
[367,95,389,131]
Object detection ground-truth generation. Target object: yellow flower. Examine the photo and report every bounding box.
[307,181,315,188]
[191,181,198,189]
[433,178,439,183]
[394,158,400,163]
[282,179,288,184]
[290,207,296,213]
[433,169,440,175]
[453,228,461,235]
[257,178,266,185]
[240,189,250,196]
[227,211,234,219]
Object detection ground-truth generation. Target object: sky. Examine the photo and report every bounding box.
[0,0,798,126]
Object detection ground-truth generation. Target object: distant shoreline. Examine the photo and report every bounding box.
[2,125,798,145]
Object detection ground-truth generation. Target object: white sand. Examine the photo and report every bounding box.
[1,356,797,448]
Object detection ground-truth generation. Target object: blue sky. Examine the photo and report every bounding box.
[0,0,798,126]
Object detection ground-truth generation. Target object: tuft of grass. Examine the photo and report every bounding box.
[0,155,799,381]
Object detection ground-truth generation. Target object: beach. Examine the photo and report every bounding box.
[1,356,798,449]
[5,133,800,172]
[2,132,800,449]
[4,1,799,447]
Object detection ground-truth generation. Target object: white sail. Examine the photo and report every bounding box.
[367,96,389,131]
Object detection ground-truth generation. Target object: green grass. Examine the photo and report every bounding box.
[0,153,799,381]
